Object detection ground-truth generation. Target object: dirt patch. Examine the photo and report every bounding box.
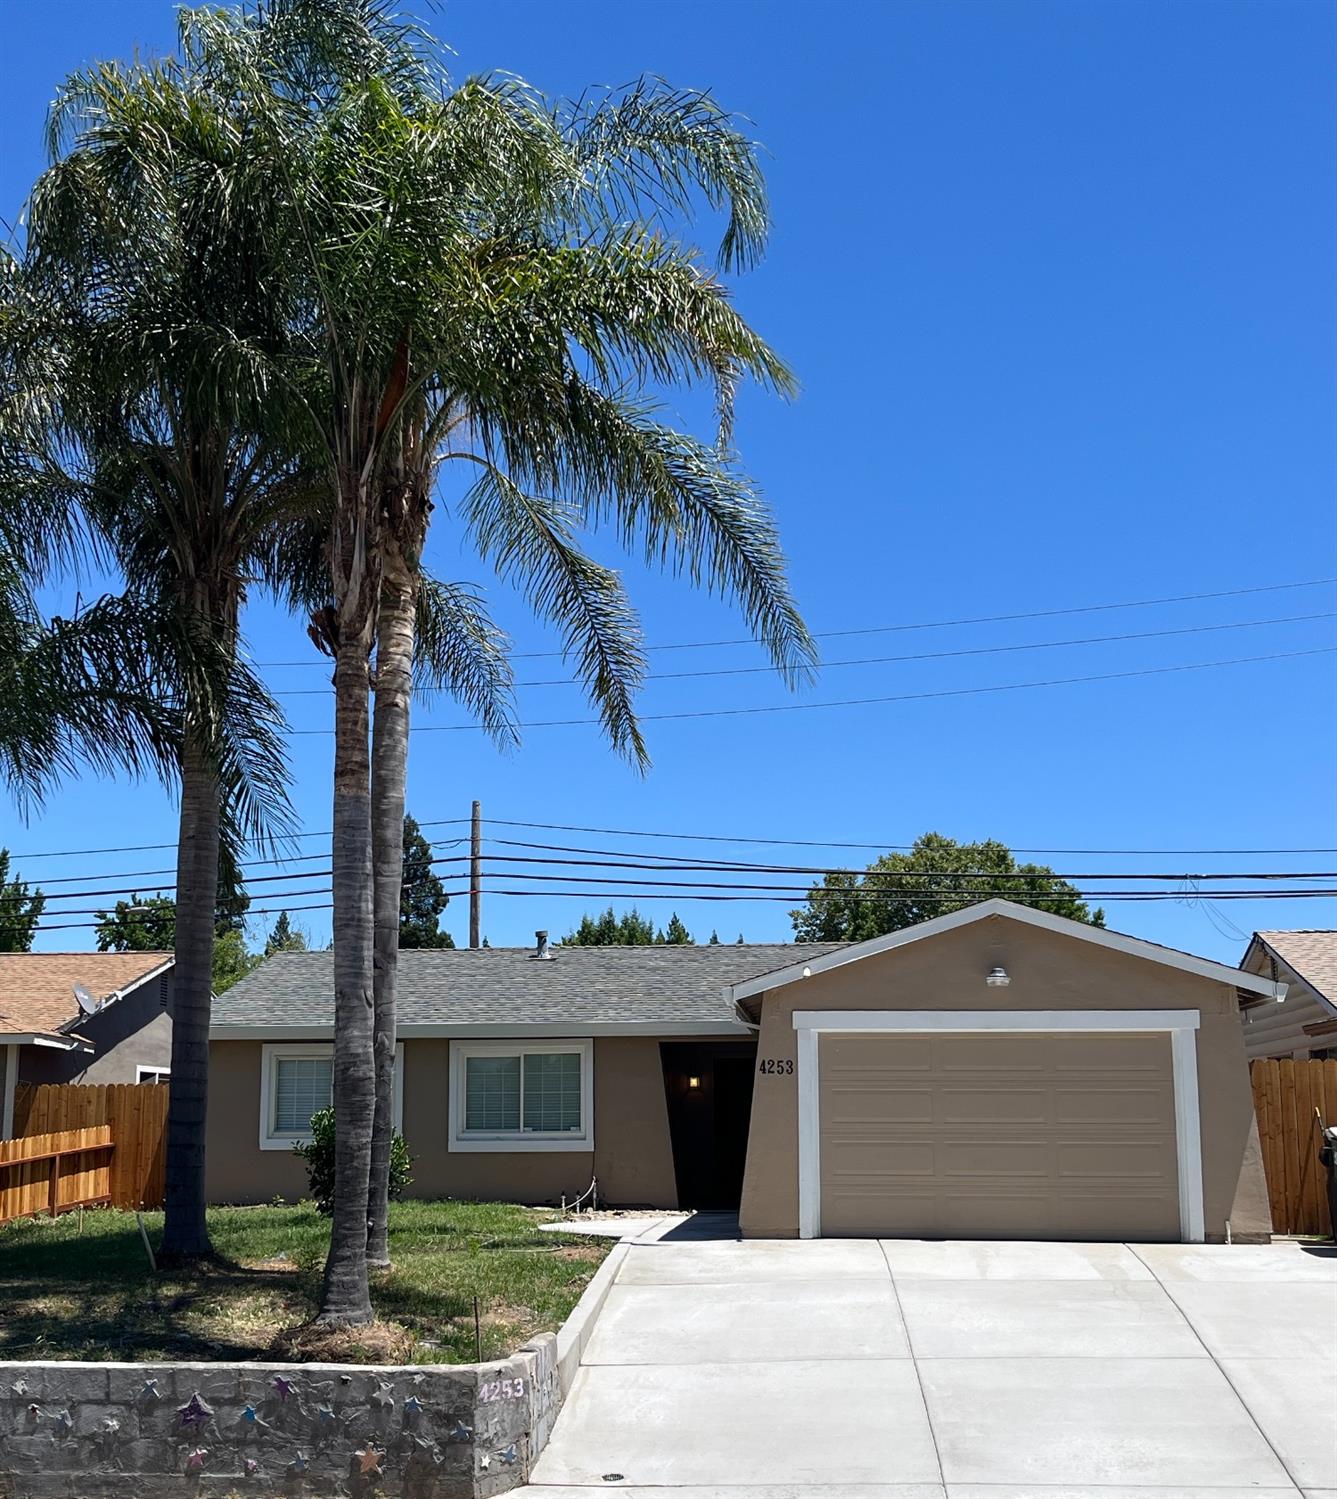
[550,1245,607,1263]
[245,1255,300,1274]
[268,1318,415,1365]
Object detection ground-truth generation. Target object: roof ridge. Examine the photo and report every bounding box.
[0,950,174,959]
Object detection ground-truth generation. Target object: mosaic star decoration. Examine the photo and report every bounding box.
[178,1393,213,1431]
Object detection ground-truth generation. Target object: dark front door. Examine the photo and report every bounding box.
[660,1041,757,1209]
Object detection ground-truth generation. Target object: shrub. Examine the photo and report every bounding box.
[292,1107,413,1216]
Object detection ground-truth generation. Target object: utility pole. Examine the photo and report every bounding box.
[469,800,482,947]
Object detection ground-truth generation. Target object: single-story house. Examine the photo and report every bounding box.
[0,951,175,1137]
[1237,929,1337,1060]
[207,899,1281,1242]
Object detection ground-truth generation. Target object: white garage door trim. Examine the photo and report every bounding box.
[793,1009,1203,1243]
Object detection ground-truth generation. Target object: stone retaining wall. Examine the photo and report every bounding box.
[0,1334,557,1498]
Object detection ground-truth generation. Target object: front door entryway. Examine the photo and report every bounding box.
[660,1040,756,1209]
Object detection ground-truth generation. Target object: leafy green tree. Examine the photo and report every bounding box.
[95,896,177,952]
[708,930,720,944]
[562,906,671,945]
[791,833,1105,942]
[293,1107,412,1218]
[264,910,308,956]
[562,908,693,944]
[96,875,261,993]
[211,929,261,993]
[0,849,44,952]
[400,814,454,949]
[663,914,694,945]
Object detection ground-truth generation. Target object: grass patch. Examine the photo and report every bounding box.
[0,1199,607,1365]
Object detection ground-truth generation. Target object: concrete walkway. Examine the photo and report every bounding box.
[526,1215,1337,1498]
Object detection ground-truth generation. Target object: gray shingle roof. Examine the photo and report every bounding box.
[212,942,849,1033]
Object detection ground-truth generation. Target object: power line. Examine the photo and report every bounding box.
[263,611,1337,696]
[29,883,1337,932]
[12,839,1337,909]
[286,646,1337,736]
[248,576,1337,667]
[0,852,469,909]
[4,821,470,864]
[487,823,1337,857]
[9,810,1335,873]
[472,842,1337,882]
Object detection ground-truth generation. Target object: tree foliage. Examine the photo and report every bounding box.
[293,1108,413,1218]
[562,906,694,945]
[95,867,262,991]
[400,814,453,948]
[0,849,45,953]
[790,833,1105,942]
[264,910,308,955]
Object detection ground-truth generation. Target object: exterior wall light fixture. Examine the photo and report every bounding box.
[687,1075,702,1090]
[985,966,1011,988]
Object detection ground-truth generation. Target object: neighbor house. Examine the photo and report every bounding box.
[207,899,1281,1242]
[1237,929,1337,1059]
[0,951,175,1137]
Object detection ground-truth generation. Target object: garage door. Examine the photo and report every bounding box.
[818,1032,1180,1240]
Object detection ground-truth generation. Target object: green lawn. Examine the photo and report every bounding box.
[0,1200,607,1365]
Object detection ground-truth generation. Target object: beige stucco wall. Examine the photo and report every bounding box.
[206,1034,682,1208]
[738,914,1263,1242]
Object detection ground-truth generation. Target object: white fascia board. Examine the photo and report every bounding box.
[727,899,1284,1004]
[211,1019,753,1042]
[0,1032,93,1052]
[54,957,175,1035]
[108,956,175,1002]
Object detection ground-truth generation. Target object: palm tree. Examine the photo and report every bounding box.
[355,78,815,1267]
[179,2,815,1320]
[15,48,296,1260]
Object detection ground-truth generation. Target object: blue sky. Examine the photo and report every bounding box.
[3,0,1335,961]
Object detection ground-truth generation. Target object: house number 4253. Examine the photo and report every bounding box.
[757,1058,794,1075]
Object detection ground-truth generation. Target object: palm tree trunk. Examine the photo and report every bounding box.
[367,532,418,1268]
[158,729,219,1261]
[319,630,376,1324]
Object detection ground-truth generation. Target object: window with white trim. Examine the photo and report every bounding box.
[274,1055,332,1134]
[259,1043,403,1150]
[451,1040,592,1152]
[135,1065,171,1085]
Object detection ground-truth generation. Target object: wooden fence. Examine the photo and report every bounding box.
[11,1082,168,1211]
[1250,1057,1337,1236]
[0,1126,114,1223]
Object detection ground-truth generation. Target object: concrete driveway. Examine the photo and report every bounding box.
[526,1216,1337,1498]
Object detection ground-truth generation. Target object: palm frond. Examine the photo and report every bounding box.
[0,563,177,810]
[411,574,518,747]
[537,383,816,685]
[461,463,648,766]
[562,77,772,273]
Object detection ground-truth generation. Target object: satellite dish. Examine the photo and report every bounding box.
[73,982,99,1015]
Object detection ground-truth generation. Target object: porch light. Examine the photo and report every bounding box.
[985,965,1010,988]
[687,1076,702,1090]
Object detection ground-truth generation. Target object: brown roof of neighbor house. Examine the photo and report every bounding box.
[0,951,173,1036]
[1249,931,1337,1008]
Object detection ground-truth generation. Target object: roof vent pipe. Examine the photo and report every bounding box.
[533,930,552,960]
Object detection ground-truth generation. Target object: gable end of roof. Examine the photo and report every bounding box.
[726,899,1286,1013]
